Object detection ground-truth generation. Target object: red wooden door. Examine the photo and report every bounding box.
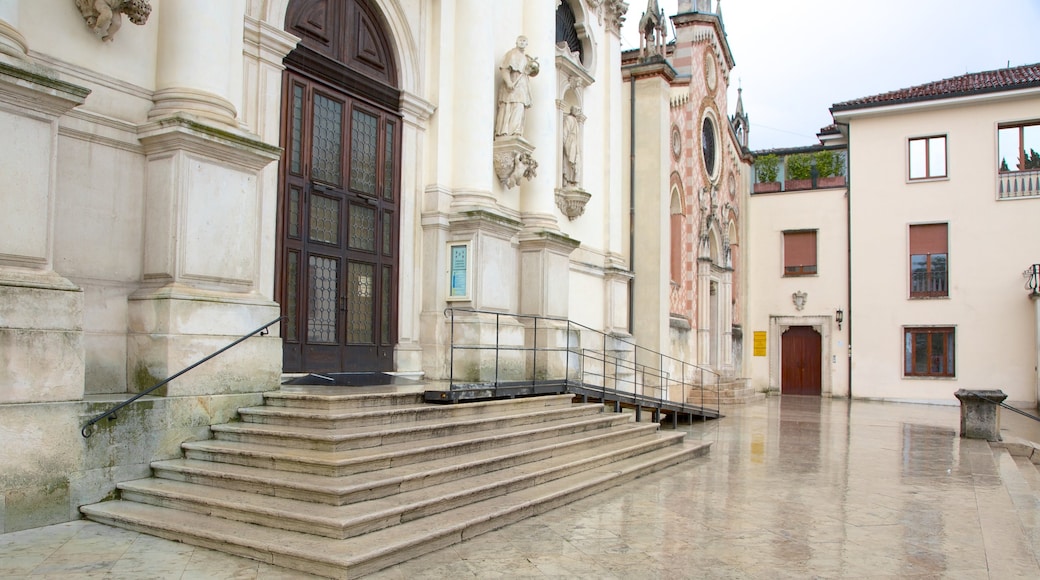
[781,326,822,395]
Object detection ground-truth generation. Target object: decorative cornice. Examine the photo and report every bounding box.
[138,115,281,170]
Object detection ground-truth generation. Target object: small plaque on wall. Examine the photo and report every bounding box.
[753,331,767,357]
[448,243,469,300]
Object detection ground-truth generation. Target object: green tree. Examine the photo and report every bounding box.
[755,153,780,183]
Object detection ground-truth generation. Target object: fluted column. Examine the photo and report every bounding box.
[449,0,495,209]
[150,0,245,125]
[518,0,559,231]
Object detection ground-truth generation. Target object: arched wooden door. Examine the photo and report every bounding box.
[781,326,822,395]
[277,0,401,373]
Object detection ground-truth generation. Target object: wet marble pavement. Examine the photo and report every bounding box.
[4,396,1040,579]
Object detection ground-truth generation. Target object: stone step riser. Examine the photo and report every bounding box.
[184,415,634,477]
[263,392,575,413]
[262,392,426,410]
[122,434,685,540]
[237,398,583,429]
[153,424,665,507]
[214,405,607,452]
[82,443,706,579]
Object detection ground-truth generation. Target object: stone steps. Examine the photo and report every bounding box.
[218,400,606,451]
[151,421,661,506]
[185,412,634,477]
[118,431,688,539]
[81,387,710,578]
[82,440,706,579]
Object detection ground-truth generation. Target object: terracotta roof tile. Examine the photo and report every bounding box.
[831,62,1040,112]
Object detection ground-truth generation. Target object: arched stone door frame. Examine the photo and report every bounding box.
[251,0,432,372]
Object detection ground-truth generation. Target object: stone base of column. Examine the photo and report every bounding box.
[127,285,282,397]
[149,87,239,128]
[0,19,28,63]
[0,269,85,403]
[518,231,580,318]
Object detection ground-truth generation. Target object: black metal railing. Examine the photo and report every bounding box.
[81,316,284,438]
[444,308,721,421]
[999,401,1040,424]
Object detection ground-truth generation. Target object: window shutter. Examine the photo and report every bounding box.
[784,231,817,268]
[909,223,947,254]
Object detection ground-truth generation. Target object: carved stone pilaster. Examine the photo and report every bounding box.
[605,0,630,35]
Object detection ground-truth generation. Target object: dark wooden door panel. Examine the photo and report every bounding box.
[781,326,822,396]
[277,69,400,373]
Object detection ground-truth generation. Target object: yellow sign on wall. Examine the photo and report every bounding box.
[753,331,767,357]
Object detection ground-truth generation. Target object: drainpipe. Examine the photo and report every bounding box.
[837,121,852,398]
[628,73,636,334]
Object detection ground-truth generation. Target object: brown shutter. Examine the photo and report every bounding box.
[784,231,817,268]
[909,223,947,254]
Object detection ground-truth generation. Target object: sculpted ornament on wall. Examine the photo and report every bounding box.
[75,0,152,42]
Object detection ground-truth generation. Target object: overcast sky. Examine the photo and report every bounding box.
[620,0,1040,150]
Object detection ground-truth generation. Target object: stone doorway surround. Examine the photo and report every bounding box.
[768,315,834,396]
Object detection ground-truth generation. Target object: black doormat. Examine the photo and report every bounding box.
[282,372,422,387]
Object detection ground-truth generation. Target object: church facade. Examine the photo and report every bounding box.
[1,0,754,533]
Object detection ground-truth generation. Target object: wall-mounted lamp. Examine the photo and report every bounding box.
[835,308,844,330]
[1026,264,1039,296]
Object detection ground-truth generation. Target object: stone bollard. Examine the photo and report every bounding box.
[954,389,1007,441]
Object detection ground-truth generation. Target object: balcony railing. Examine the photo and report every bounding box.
[998,169,1040,200]
[910,271,948,297]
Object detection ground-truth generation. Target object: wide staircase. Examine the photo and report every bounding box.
[81,385,710,579]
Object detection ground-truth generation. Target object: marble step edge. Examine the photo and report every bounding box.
[212,403,607,450]
[119,432,691,539]
[154,422,666,505]
[238,393,577,422]
[261,391,573,412]
[182,414,638,477]
[82,440,710,579]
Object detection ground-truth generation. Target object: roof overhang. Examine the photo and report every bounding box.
[831,85,1040,122]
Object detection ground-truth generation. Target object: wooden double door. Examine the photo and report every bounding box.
[277,71,401,373]
[781,326,822,396]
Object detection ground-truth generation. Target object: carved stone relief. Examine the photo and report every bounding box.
[74,0,152,42]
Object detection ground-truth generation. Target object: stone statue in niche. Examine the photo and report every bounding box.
[495,36,540,138]
[562,106,581,187]
[75,0,152,42]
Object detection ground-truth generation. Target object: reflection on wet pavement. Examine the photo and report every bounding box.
[4,396,1039,578]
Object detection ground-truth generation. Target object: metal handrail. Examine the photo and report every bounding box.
[999,401,1040,423]
[81,316,285,438]
[443,307,722,419]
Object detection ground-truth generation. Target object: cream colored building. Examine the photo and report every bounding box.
[749,64,1040,407]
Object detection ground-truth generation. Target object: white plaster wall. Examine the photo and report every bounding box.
[843,93,1040,405]
[18,0,158,93]
[747,186,849,395]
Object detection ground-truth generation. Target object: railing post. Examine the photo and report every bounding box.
[448,309,456,388]
[495,312,501,387]
[532,315,538,387]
